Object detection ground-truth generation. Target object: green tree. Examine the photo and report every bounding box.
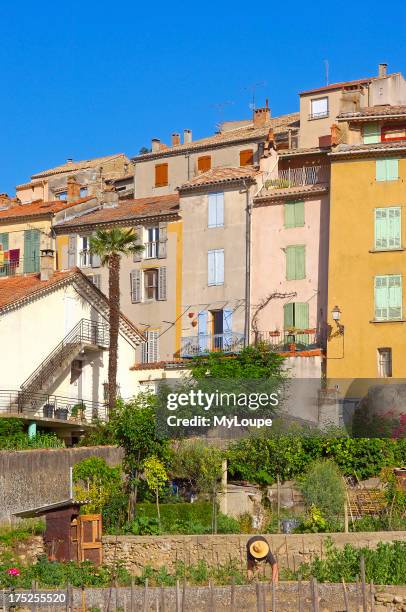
[297,459,345,520]
[89,228,144,412]
[73,457,122,513]
[143,456,168,527]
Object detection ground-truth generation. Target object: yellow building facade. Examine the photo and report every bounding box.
[327,151,406,382]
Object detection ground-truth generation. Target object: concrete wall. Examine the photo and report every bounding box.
[0,446,123,523]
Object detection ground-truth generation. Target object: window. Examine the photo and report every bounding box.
[80,187,88,197]
[374,275,402,321]
[378,348,392,377]
[374,207,401,250]
[145,227,159,258]
[310,97,328,119]
[363,123,380,144]
[155,163,168,187]
[376,159,399,181]
[382,124,406,142]
[285,245,306,280]
[88,274,101,289]
[56,191,67,201]
[144,268,158,300]
[240,149,254,166]
[208,193,224,228]
[283,302,309,329]
[142,330,159,363]
[80,236,91,267]
[284,201,305,228]
[198,155,211,172]
[208,249,224,286]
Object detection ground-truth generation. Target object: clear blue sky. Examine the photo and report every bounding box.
[1,1,406,195]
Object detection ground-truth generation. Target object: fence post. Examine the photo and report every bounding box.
[160,585,165,612]
[143,578,149,612]
[255,581,262,612]
[360,556,367,612]
[341,578,349,612]
[130,578,135,612]
[311,577,319,612]
[230,576,236,612]
[298,575,303,612]
[272,579,276,612]
[181,577,186,612]
[209,581,215,611]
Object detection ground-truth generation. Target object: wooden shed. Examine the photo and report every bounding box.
[14,499,102,565]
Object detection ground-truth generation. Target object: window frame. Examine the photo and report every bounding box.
[377,347,393,377]
[374,274,403,321]
[376,158,399,182]
[309,96,329,120]
[284,200,305,229]
[208,192,224,228]
[144,268,159,300]
[374,206,401,251]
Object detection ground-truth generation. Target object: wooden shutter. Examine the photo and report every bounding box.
[294,302,310,344]
[388,207,401,248]
[284,303,294,328]
[363,122,380,144]
[142,331,159,363]
[215,249,224,285]
[0,232,9,277]
[198,311,208,352]
[208,251,216,285]
[24,229,40,273]
[133,225,143,262]
[158,222,167,258]
[216,193,224,227]
[240,149,254,166]
[130,269,141,303]
[375,207,401,249]
[285,247,296,280]
[208,193,224,228]
[376,160,386,181]
[295,246,305,279]
[284,201,304,228]
[375,276,389,320]
[223,308,232,333]
[91,252,101,268]
[375,208,388,249]
[67,234,77,269]
[155,163,168,187]
[286,246,305,280]
[386,159,399,181]
[157,267,167,300]
[198,155,211,172]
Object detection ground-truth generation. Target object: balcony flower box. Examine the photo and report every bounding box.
[269,331,280,337]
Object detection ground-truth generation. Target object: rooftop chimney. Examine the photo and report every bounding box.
[253,102,271,128]
[67,175,81,203]
[66,158,73,163]
[171,133,181,146]
[151,138,161,152]
[183,129,192,144]
[378,63,388,78]
[40,248,55,282]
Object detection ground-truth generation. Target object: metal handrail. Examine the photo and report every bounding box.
[20,318,109,396]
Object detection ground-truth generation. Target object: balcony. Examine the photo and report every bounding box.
[257,329,321,353]
[0,256,40,277]
[181,332,245,358]
[265,166,329,190]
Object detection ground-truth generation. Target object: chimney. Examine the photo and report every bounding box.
[151,138,161,152]
[253,102,271,128]
[66,158,73,164]
[378,63,388,78]
[67,175,81,202]
[183,129,192,144]
[40,248,55,281]
[331,123,340,146]
[171,133,181,146]
[103,187,119,208]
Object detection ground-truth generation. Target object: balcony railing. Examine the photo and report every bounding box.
[145,241,159,259]
[0,256,40,277]
[181,332,245,358]
[265,166,329,189]
[0,390,108,423]
[257,329,320,352]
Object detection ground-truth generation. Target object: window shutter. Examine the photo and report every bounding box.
[198,155,211,172]
[198,311,208,352]
[375,208,388,249]
[91,252,101,268]
[67,234,77,269]
[285,247,296,280]
[216,249,224,285]
[376,160,386,181]
[388,275,402,320]
[157,267,167,300]
[388,207,401,249]
[0,233,9,277]
[284,303,294,328]
[284,202,296,228]
[375,276,389,320]
[133,226,143,262]
[294,201,305,227]
[158,221,168,258]
[24,229,40,273]
[386,159,399,181]
[91,274,101,289]
[240,149,254,166]
[223,308,233,333]
[155,163,168,187]
[130,269,141,303]
[216,193,224,227]
[142,330,159,363]
[295,302,309,329]
[363,122,380,144]
[208,251,216,285]
[295,246,306,279]
[208,194,217,228]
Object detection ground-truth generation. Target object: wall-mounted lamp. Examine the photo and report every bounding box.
[331,305,344,334]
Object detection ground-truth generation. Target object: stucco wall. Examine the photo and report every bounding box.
[0,446,123,523]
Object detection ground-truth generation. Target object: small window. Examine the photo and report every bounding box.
[155,163,168,187]
[310,97,328,119]
[145,227,159,258]
[56,191,68,201]
[374,274,402,321]
[240,149,254,166]
[376,159,399,181]
[284,201,305,228]
[208,193,224,228]
[197,155,211,172]
[374,207,401,250]
[363,123,380,144]
[80,187,88,197]
[377,348,392,377]
[208,249,224,286]
[144,268,158,300]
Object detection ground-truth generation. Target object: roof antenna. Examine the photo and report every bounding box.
[324,60,329,86]
[244,81,267,111]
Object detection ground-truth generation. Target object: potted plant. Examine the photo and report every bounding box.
[269,330,280,337]
[71,403,86,422]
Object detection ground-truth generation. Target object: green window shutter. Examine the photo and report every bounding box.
[286,246,296,280]
[388,275,402,320]
[374,208,388,249]
[284,202,296,228]
[376,160,386,181]
[375,207,401,250]
[386,159,399,181]
[363,122,380,144]
[388,207,401,249]
[375,276,389,320]
[284,303,294,328]
[294,201,305,227]
[295,245,306,279]
[295,302,309,329]
[24,229,40,273]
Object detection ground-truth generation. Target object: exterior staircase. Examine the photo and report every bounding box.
[18,318,109,412]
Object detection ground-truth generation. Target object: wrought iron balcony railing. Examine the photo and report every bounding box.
[256,329,320,352]
[181,332,244,358]
[0,256,40,277]
[265,165,329,190]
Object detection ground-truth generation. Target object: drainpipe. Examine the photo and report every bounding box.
[243,180,252,347]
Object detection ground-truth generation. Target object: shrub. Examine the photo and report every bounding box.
[297,459,345,519]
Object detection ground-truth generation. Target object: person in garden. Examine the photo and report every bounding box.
[246,536,279,582]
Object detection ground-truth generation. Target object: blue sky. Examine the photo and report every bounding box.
[1,0,406,194]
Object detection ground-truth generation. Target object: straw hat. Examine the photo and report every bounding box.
[249,540,269,559]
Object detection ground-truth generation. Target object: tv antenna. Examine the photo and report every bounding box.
[244,81,267,111]
[324,60,329,86]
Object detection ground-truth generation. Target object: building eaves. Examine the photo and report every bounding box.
[254,183,329,206]
[0,197,94,223]
[31,153,127,179]
[329,141,406,159]
[277,147,329,158]
[299,74,399,96]
[178,166,259,192]
[337,105,406,122]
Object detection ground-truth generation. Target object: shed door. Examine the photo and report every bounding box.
[77,514,103,565]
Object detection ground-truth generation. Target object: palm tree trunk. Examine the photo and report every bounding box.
[108,252,120,413]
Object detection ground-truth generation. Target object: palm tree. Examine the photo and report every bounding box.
[90,228,144,412]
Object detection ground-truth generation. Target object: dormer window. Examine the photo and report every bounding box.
[310,97,328,120]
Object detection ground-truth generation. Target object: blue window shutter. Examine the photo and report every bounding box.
[208,194,217,228]
[216,193,224,227]
[376,160,386,181]
[386,159,399,181]
[223,308,232,333]
[208,251,215,285]
[198,311,208,352]
[216,249,224,285]
[363,123,380,144]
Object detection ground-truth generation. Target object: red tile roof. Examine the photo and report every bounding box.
[299,74,399,96]
[0,197,93,221]
[338,105,406,120]
[54,194,179,230]
[0,270,76,309]
[178,166,259,190]
[31,153,128,179]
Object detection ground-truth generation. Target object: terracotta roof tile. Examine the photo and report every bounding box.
[178,166,259,190]
[54,194,179,230]
[31,153,128,179]
[331,141,406,157]
[254,183,329,204]
[338,105,406,120]
[132,113,299,161]
[299,74,399,96]
[0,270,76,309]
[0,197,94,221]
